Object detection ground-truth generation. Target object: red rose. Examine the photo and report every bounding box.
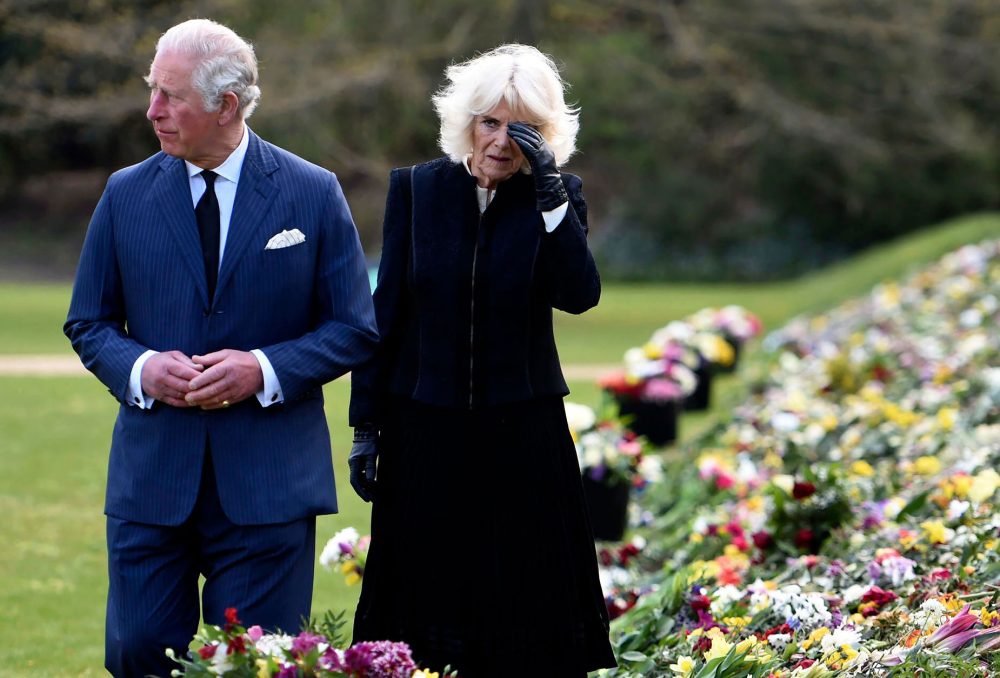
[794,528,815,549]
[225,607,241,625]
[752,531,773,550]
[229,634,247,654]
[861,586,897,607]
[198,644,217,660]
[792,481,816,500]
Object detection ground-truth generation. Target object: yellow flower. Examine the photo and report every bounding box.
[764,452,784,469]
[735,635,761,654]
[850,460,874,477]
[345,572,362,586]
[921,520,953,544]
[703,632,732,661]
[642,342,663,359]
[969,469,1000,503]
[933,364,953,385]
[801,627,830,650]
[951,474,973,499]
[937,407,958,430]
[669,655,695,676]
[723,615,753,630]
[689,533,705,544]
[413,671,440,678]
[883,403,918,427]
[256,658,272,678]
[820,414,838,431]
[913,456,941,476]
[340,561,355,574]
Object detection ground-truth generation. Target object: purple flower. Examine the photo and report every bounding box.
[290,631,326,658]
[344,640,416,678]
[588,464,607,482]
[825,560,846,578]
[276,665,299,678]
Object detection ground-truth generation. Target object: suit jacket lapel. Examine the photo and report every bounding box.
[216,131,279,299]
[153,155,209,307]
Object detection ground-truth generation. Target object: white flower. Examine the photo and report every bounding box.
[255,633,294,657]
[710,584,744,615]
[771,411,801,432]
[564,401,596,432]
[820,626,862,654]
[208,642,234,675]
[768,632,792,650]
[319,526,360,569]
[946,499,970,521]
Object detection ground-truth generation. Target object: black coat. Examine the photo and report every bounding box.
[349,157,600,425]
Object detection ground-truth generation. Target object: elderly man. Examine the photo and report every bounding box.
[64,18,377,676]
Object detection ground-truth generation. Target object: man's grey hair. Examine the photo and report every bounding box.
[153,18,261,118]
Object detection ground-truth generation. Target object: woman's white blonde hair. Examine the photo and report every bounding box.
[433,44,579,167]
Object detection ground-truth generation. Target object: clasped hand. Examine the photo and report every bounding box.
[140,349,263,409]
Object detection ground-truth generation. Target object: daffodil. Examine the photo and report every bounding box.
[668,655,695,676]
[703,628,732,661]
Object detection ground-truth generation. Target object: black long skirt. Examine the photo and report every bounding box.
[353,396,617,677]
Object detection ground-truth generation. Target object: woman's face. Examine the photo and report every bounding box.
[469,100,526,189]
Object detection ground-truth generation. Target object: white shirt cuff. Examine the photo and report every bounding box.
[542,202,569,233]
[128,350,157,409]
[252,349,284,407]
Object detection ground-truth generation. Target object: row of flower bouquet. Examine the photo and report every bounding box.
[598,305,763,445]
[597,239,1000,676]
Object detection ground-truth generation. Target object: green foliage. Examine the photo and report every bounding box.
[4,1,1000,279]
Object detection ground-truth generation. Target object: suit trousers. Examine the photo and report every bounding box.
[104,445,316,678]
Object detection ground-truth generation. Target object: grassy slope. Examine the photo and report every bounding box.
[0,214,997,675]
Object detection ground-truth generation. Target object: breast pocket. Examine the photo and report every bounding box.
[259,240,314,297]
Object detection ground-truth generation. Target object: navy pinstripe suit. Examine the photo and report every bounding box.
[65,130,377,675]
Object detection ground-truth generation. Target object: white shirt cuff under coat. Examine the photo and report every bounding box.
[252,349,283,407]
[128,350,157,409]
[542,202,568,233]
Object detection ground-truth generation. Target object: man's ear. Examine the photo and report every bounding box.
[218,91,240,126]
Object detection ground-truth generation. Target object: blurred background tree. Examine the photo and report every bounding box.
[2,0,999,280]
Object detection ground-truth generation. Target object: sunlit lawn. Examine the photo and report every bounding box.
[0,213,997,675]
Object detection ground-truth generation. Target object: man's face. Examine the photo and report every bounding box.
[145,50,221,167]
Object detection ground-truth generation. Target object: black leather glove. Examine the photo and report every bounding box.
[348,424,378,502]
[507,121,568,212]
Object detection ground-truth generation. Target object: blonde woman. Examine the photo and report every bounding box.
[348,44,616,676]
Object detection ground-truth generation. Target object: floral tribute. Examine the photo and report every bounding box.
[170,608,448,677]
[599,305,762,412]
[320,527,370,586]
[598,240,1000,677]
[567,402,662,489]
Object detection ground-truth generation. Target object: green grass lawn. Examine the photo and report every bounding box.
[0,213,997,675]
[4,213,998,360]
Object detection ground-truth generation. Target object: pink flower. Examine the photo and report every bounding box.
[618,439,642,456]
[927,605,983,653]
[246,625,263,642]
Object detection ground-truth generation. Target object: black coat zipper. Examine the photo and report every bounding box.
[469,209,483,409]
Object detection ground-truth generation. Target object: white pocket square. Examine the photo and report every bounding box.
[265,228,306,250]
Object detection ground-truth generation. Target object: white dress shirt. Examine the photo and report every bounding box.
[127,126,284,409]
